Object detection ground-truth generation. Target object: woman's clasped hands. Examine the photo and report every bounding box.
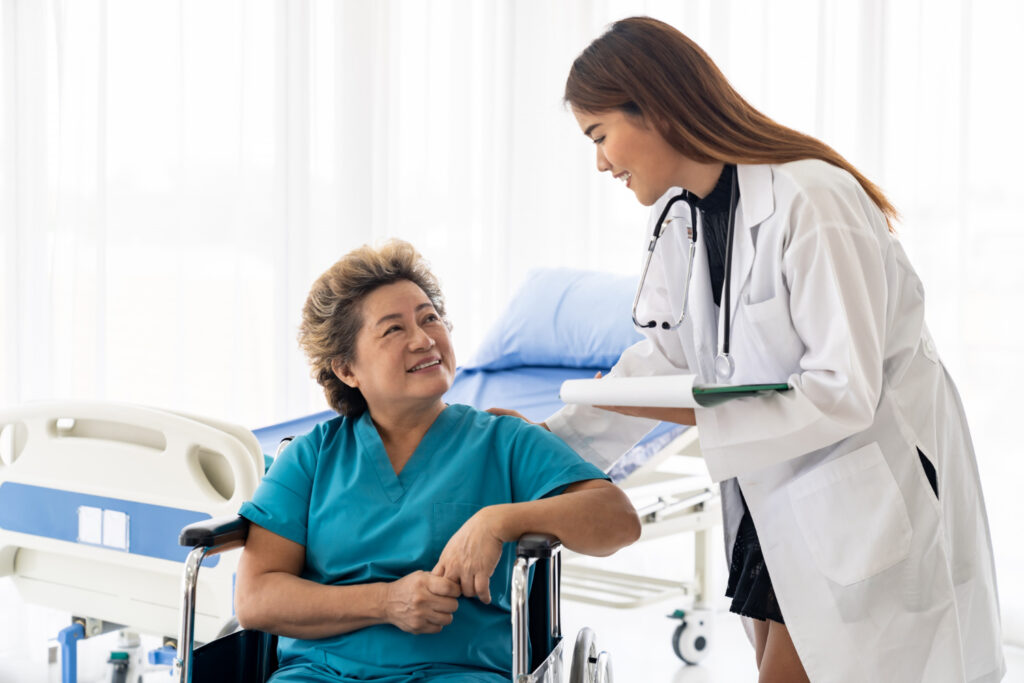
[382,570,461,635]
[385,507,505,635]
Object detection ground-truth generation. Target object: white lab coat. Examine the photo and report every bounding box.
[547,160,1005,682]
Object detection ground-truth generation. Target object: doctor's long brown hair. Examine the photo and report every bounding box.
[565,16,898,230]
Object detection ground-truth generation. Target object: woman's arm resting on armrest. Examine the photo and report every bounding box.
[236,523,461,638]
[492,479,641,555]
[432,480,641,604]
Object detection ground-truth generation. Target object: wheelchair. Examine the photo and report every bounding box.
[172,515,614,683]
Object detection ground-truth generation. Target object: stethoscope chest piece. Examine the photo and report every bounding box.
[714,352,735,380]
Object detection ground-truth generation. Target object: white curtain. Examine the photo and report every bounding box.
[2,0,1022,644]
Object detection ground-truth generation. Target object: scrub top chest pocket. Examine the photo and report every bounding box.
[788,442,912,586]
[431,501,485,552]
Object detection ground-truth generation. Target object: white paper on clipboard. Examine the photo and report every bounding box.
[559,375,700,408]
[559,375,791,408]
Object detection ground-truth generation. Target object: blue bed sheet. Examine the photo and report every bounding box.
[252,366,684,481]
[444,365,678,440]
[444,366,684,480]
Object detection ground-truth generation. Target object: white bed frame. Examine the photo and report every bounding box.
[0,401,263,646]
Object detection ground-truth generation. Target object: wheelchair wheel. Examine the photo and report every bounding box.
[569,627,597,683]
[595,651,613,683]
[671,611,711,665]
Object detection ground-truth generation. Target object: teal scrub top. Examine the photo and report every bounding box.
[239,403,608,682]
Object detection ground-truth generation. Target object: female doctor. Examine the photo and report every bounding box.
[505,17,1005,683]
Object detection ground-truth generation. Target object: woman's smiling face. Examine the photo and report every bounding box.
[333,279,455,414]
[573,107,687,206]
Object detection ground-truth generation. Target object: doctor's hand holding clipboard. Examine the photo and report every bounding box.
[493,16,1005,683]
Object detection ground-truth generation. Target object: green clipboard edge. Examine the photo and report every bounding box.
[692,383,791,407]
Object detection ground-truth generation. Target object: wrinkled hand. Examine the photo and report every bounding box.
[487,408,550,431]
[485,407,530,422]
[432,508,505,604]
[384,571,461,634]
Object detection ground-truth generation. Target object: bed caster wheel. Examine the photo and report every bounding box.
[670,609,712,665]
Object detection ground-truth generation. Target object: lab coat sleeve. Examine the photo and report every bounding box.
[696,187,887,482]
[546,335,688,471]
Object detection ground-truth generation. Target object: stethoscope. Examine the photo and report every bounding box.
[630,165,739,380]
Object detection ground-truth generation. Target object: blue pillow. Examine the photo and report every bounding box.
[466,268,643,370]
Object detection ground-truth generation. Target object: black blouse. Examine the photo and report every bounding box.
[694,164,738,307]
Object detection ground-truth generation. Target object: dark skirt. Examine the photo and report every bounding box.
[725,496,785,624]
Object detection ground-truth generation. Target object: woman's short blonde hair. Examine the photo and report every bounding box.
[299,239,448,417]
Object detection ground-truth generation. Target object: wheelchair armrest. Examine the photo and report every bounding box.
[179,515,250,552]
[175,515,251,682]
[516,533,561,559]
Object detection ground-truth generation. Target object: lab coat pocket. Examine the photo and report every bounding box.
[743,291,787,321]
[740,292,803,374]
[788,442,912,586]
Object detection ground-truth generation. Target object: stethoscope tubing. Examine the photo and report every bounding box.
[631,166,739,379]
[631,191,696,331]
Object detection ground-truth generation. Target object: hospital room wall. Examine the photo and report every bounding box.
[1,0,1023,645]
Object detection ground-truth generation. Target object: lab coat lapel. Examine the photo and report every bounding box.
[727,165,775,333]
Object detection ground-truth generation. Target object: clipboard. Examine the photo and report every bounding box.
[559,375,790,409]
[691,382,791,407]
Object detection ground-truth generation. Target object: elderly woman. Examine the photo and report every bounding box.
[234,239,641,682]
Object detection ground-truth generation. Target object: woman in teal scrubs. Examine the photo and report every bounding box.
[234,240,641,682]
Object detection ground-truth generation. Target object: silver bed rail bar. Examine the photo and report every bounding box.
[635,487,715,523]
